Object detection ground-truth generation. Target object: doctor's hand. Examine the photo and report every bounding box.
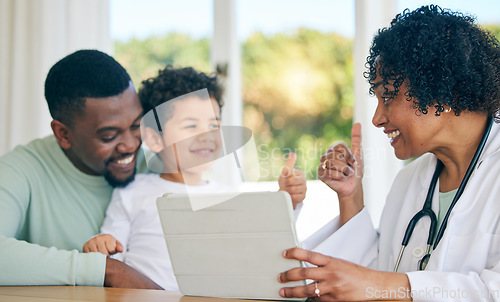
[278,248,411,301]
[83,234,123,256]
[319,123,363,226]
[278,152,307,209]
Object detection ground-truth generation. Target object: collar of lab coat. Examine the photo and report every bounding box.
[477,120,500,165]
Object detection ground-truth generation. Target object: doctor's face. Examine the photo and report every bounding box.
[371,74,448,160]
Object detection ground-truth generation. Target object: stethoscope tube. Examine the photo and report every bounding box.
[393,116,494,272]
[433,116,494,249]
[393,161,442,273]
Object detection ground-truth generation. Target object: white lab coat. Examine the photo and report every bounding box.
[303,122,500,301]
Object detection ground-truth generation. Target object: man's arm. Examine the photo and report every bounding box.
[104,258,163,289]
[0,155,107,286]
[0,155,75,284]
[0,235,106,286]
[0,150,110,286]
[0,152,163,288]
[0,235,163,288]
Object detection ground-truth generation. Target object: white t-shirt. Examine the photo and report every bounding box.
[100,174,232,290]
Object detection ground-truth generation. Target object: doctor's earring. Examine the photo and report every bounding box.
[444,107,452,113]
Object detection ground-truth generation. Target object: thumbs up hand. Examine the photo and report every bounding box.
[278,152,307,209]
[318,123,364,226]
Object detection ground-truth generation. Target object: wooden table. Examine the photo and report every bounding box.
[0,286,266,302]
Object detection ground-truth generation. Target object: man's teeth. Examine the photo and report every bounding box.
[117,154,135,165]
[387,130,401,139]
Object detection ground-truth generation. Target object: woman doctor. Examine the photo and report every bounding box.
[278,5,500,301]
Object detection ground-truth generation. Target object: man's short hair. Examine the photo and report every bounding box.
[44,49,132,126]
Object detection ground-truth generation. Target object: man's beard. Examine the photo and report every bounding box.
[104,166,137,188]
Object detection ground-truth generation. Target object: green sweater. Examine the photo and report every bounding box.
[0,135,148,286]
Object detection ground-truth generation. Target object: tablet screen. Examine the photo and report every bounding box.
[157,191,306,300]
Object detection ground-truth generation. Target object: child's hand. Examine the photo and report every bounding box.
[278,152,307,209]
[83,234,124,256]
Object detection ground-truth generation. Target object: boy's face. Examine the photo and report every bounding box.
[159,97,222,175]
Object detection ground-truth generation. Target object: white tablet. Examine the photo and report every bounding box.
[156,191,306,300]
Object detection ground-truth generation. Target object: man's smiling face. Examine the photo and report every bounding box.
[63,83,143,187]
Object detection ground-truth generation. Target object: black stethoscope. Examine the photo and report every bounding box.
[393,116,494,272]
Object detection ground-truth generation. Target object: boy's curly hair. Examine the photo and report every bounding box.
[365,5,500,117]
[139,66,223,116]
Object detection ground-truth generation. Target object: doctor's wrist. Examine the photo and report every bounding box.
[338,189,364,227]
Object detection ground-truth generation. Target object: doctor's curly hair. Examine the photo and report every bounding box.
[365,5,500,118]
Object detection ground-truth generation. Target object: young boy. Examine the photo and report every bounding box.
[83,66,307,290]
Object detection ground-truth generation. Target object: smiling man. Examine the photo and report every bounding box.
[0,50,160,288]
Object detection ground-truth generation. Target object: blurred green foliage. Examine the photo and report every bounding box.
[115,34,212,89]
[115,28,354,181]
[241,29,353,180]
[114,23,499,181]
[484,23,500,42]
